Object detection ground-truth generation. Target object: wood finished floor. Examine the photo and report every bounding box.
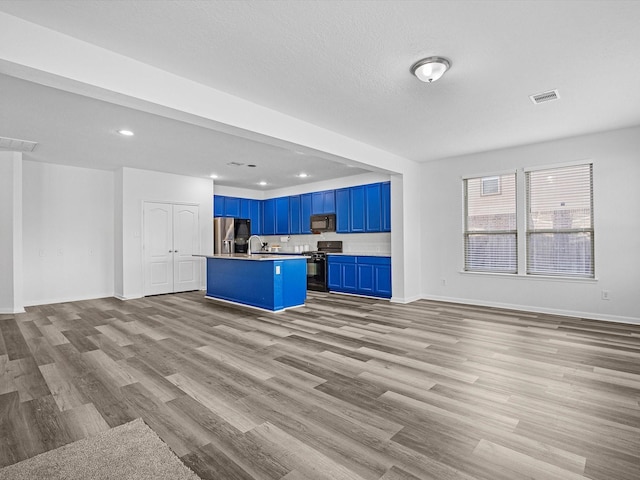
[1,291,639,480]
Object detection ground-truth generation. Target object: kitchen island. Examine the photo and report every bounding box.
[199,254,307,312]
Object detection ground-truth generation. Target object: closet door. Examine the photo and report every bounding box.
[143,202,174,295]
[143,202,200,296]
[172,204,200,292]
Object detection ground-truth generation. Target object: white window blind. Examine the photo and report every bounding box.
[526,164,594,277]
[464,173,517,273]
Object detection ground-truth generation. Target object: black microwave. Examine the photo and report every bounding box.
[310,214,336,233]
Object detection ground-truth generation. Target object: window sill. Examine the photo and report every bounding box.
[459,270,598,283]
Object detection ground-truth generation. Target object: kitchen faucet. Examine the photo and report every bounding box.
[247,235,262,255]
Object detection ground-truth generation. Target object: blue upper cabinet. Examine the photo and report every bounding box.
[213,195,224,217]
[365,183,382,232]
[328,182,391,233]
[381,181,391,232]
[240,198,251,219]
[250,199,262,235]
[301,193,312,234]
[215,182,388,235]
[350,186,366,232]
[335,188,350,233]
[323,190,335,213]
[224,196,241,218]
[312,190,335,214]
[262,198,276,235]
[275,197,290,235]
[311,192,323,214]
[289,195,301,234]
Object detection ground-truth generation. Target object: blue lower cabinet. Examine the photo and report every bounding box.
[357,264,374,294]
[327,255,391,298]
[374,262,392,297]
[206,257,306,311]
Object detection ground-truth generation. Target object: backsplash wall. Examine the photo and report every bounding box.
[259,232,391,255]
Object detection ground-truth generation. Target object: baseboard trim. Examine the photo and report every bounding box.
[114,294,143,301]
[23,292,115,308]
[390,294,422,304]
[421,294,640,325]
[329,291,391,301]
[0,307,26,314]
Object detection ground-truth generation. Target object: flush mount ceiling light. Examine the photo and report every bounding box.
[258,181,267,186]
[297,173,309,178]
[411,56,451,83]
[117,129,134,136]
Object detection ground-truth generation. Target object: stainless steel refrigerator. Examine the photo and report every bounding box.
[213,217,251,254]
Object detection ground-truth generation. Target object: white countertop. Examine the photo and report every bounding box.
[195,254,307,261]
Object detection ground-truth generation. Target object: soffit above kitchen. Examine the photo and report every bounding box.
[1,1,640,185]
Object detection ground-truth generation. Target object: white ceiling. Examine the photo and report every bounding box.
[1,0,640,189]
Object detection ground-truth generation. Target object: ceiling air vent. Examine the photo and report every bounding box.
[529,89,560,105]
[0,136,38,152]
[226,161,244,167]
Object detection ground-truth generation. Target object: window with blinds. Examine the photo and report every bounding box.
[526,163,594,277]
[464,173,517,273]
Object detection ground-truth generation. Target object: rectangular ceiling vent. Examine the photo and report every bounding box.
[0,136,38,152]
[529,89,560,105]
[226,161,244,167]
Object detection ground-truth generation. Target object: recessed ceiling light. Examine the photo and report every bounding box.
[210,174,218,179]
[117,129,134,136]
[258,181,267,186]
[297,173,309,178]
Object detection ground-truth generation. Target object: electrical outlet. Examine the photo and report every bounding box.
[601,290,610,300]
[441,278,447,286]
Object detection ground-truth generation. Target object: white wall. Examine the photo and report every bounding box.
[116,167,213,299]
[0,152,24,313]
[22,161,114,306]
[214,172,391,199]
[421,126,640,323]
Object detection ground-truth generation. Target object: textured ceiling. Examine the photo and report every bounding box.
[1,1,640,187]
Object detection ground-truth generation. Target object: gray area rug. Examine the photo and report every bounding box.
[0,418,201,480]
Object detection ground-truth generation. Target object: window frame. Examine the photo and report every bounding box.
[463,171,518,274]
[525,162,595,278]
[462,162,595,279]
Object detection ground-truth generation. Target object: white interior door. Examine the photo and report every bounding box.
[172,204,200,292]
[143,202,174,296]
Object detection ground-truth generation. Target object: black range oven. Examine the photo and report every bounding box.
[304,241,342,292]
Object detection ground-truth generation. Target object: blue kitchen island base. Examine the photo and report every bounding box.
[204,255,307,312]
